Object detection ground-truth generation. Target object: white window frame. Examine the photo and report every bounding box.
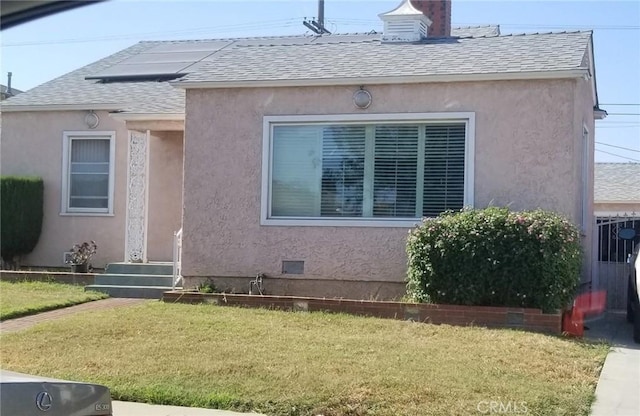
[261,112,475,227]
[61,131,116,216]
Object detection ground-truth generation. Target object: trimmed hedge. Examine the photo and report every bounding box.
[1,176,44,263]
[406,207,582,312]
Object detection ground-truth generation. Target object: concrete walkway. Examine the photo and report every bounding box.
[585,312,640,416]
[113,401,264,416]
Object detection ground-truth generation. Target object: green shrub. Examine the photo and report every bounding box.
[1,176,44,264]
[406,207,582,312]
[197,278,218,294]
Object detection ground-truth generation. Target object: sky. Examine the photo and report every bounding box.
[1,0,639,163]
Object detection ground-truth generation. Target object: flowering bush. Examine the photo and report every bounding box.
[406,207,582,312]
[68,241,97,265]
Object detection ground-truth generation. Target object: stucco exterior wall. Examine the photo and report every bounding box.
[573,76,596,286]
[0,111,183,267]
[147,131,184,261]
[182,79,588,298]
[0,111,128,267]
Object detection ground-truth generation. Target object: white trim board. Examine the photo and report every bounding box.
[174,69,589,90]
[109,113,185,122]
[1,104,125,112]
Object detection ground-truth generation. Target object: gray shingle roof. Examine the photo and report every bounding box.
[595,163,640,203]
[2,27,590,114]
[447,25,500,38]
[178,31,591,84]
[2,41,185,114]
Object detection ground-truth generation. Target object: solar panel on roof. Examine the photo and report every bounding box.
[125,51,214,64]
[146,41,232,53]
[86,36,378,82]
[85,41,234,81]
[85,62,191,80]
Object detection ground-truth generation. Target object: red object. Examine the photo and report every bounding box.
[562,290,607,337]
[563,307,584,337]
[411,0,452,37]
[574,290,607,316]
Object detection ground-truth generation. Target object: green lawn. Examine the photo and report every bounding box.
[0,301,608,416]
[0,280,107,320]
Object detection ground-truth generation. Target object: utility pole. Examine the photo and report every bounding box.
[303,0,331,34]
[318,0,325,28]
[7,72,13,96]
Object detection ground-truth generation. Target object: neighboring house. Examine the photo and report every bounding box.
[593,163,640,309]
[0,0,605,299]
[594,163,640,215]
[0,84,23,100]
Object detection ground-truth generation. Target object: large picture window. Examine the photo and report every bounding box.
[62,131,115,215]
[262,113,474,227]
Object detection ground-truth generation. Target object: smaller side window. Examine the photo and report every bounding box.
[62,131,115,215]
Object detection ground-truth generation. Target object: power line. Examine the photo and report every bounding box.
[595,149,640,162]
[595,142,640,153]
[3,18,304,47]
[4,19,639,47]
[465,23,640,30]
[457,22,640,30]
[329,18,640,30]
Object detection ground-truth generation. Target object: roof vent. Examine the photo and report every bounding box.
[379,0,431,43]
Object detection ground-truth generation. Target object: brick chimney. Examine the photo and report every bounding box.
[411,0,451,37]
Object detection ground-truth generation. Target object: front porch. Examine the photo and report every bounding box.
[104,116,186,297]
[116,116,184,265]
[85,261,178,298]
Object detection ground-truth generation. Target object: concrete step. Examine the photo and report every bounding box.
[105,262,173,276]
[94,274,173,287]
[85,285,180,299]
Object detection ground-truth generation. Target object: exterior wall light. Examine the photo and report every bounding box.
[353,87,372,109]
[85,110,100,129]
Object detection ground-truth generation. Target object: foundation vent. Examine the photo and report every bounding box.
[282,260,304,274]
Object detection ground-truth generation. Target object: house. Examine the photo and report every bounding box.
[593,162,639,309]
[1,72,22,100]
[1,84,22,101]
[594,163,640,216]
[0,0,605,299]
[1,85,23,101]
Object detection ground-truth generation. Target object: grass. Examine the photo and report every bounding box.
[0,302,609,416]
[0,280,107,320]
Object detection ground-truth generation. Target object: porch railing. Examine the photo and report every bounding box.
[172,228,183,289]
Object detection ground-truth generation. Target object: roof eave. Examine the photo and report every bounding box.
[108,112,185,122]
[594,107,607,120]
[587,34,601,111]
[595,200,640,204]
[172,69,590,90]
[0,103,125,112]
